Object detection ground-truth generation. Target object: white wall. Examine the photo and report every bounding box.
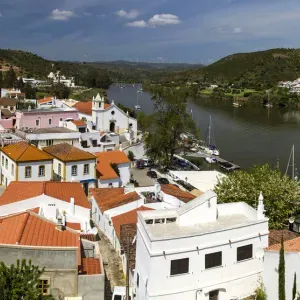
[18,160,52,182]
[135,216,268,300]
[98,178,120,188]
[118,163,130,186]
[264,251,300,300]
[65,160,96,183]
[1,152,17,186]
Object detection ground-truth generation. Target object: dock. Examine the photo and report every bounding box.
[181,150,241,171]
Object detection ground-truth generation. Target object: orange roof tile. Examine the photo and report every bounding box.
[74,101,111,115]
[96,151,130,180]
[66,222,81,231]
[72,120,87,127]
[266,236,300,252]
[112,206,153,239]
[90,188,141,212]
[43,143,96,162]
[82,258,101,275]
[0,181,90,209]
[0,211,80,248]
[1,142,53,162]
[161,184,196,203]
[37,97,53,104]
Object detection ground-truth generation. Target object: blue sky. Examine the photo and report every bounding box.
[0,0,300,64]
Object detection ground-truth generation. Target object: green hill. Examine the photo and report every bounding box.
[0,49,199,84]
[170,48,300,89]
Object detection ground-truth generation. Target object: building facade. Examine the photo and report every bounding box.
[134,191,269,300]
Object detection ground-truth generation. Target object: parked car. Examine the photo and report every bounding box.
[147,171,157,179]
[178,160,188,168]
[157,178,169,184]
[143,158,154,167]
[136,159,145,169]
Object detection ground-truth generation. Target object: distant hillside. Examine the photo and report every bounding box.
[0,49,200,83]
[170,48,300,89]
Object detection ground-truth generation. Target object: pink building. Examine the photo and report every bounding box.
[15,108,79,129]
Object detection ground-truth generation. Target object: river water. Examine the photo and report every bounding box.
[108,84,300,173]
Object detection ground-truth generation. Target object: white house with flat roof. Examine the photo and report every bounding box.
[134,190,269,300]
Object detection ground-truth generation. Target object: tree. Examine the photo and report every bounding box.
[127,151,135,162]
[143,87,199,167]
[255,279,267,300]
[22,83,36,99]
[85,69,112,89]
[279,237,286,300]
[50,83,70,99]
[3,66,17,88]
[0,259,54,300]
[214,164,299,229]
[293,273,297,300]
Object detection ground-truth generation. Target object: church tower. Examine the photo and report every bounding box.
[92,93,105,131]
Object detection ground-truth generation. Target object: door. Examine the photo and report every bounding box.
[83,183,89,196]
[110,122,115,132]
[5,177,7,188]
[209,290,219,300]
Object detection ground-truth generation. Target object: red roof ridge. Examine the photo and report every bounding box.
[16,212,30,244]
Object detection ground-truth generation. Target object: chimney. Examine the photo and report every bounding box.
[124,183,135,194]
[28,105,31,112]
[56,214,65,231]
[257,191,265,220]
[69,197,75,216]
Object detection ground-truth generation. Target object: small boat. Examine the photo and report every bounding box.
[206,157,217,164]
[135,93,141,111]
[205,116,220,156]
[265,103,273,108]
[233,102,241,107]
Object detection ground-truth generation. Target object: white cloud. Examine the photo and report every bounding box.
[0,12,3,17]
[233,27,243,33]
[50,9,75,21]
[116,9,140,20]
[127,20,148,28]
[148,14,181,27]
[83,12,92,17]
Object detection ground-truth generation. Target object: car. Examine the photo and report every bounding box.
[136,159,145,169]
[143,158,154,167]
[147,171,157,179]
[157,178,169,184]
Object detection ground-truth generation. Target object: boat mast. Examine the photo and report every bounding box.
[208,115,212,146]
[285,145,295,180]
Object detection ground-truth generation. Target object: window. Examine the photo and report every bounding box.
[1,156,3,166]
[170,258,189,276]
[111,111,115,115]
[136,273,139,288]
[49,119,52,125]
[98,215,101,222]
[58,163,62,175]
[237,244,253,262]
[25,166,32,178]
[11,164,14,176]
[71,165,77,176]
[36,119,40,126]
[39,165,45,177]
[46,140,53,146]
[60,118,63,121]
[10,106,14,112]
[38,279,50,295]
[5,158,8,170]
[205,252,222,269]
[83,164,89,175]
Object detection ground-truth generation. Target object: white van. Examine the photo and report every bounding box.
[112,286,133,300]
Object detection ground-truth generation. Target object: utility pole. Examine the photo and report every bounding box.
[126,236,130,300]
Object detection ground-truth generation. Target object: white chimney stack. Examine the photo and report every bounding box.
[257,191,265,220]
[70,197,75,216]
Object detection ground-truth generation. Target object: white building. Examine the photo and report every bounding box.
[134,190,269,300]
[74,93,138,143]
[96,150,131,187]
[15,127,81,149]
[48,71,75,87]
[264,236,300,300]
[0,142,53,187]
[43,143,97,195]
[0,181,92,232]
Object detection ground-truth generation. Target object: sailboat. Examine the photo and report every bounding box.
[233,97,241,107]
[135,93,141,111]
[286,145,298,181]
[204,116,220,157]
[265,92,273,108]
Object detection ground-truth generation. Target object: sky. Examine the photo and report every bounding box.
[0,0,300,64]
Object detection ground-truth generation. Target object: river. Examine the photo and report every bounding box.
[108,83,300,174]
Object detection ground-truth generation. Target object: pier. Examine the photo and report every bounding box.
[181,150,241,171]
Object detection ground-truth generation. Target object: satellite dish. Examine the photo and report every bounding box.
[155,182,161,194]
[256,248,265,259]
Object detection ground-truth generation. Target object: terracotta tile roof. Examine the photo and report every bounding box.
[43,143,96,162]
[96,151,130,180]
[1,109,14,117]
[90,188,141,212]
[112,206,153,240]
[161,184,196,203]
[37,97,52,104]
[0,98,18,106]
[266,236,300,252]
[120,223,137,270]
[82,258,101,275]
[0,181,90,209]
[1,142,53,162]
[0,211,80,248]
[66,222,81,231]
[72,120,87,127]
[74,101,111,115]
[268,229,300,247]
